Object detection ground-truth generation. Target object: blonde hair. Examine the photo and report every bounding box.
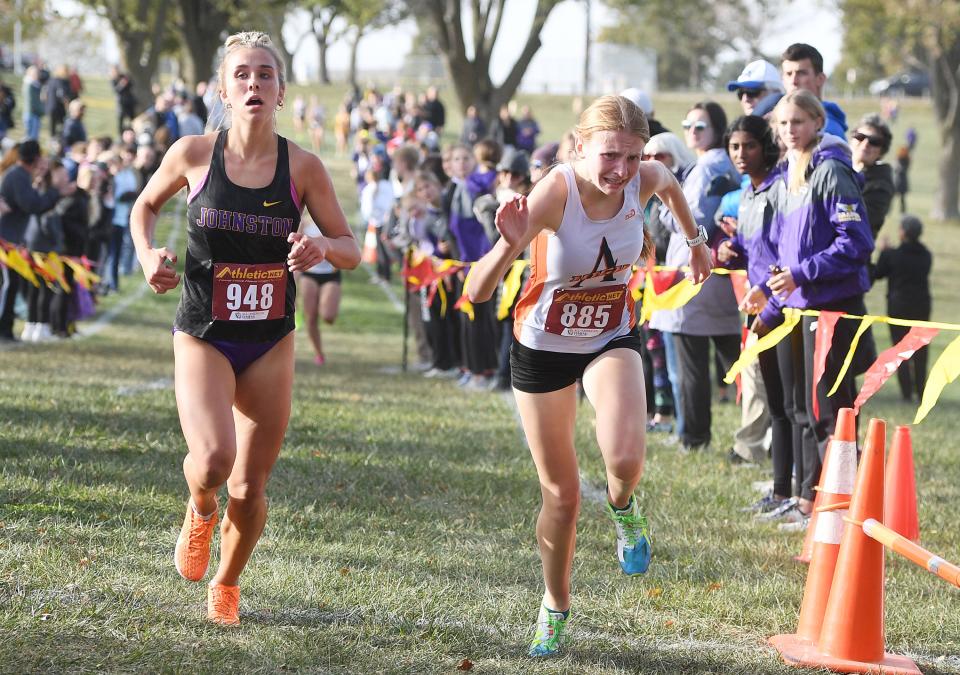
[574,95,651,146]
[774,90,825,193]
[216,31,286,130]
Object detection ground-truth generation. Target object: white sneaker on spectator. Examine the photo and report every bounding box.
[464,375,493,392]
[742,491,791,514]
[755,497,799,521]
[34,324,54,342]
[20,322,37,342]
[779,516,811,532]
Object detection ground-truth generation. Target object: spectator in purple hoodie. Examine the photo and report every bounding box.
[754,90,874,531]
[446,142,499,389]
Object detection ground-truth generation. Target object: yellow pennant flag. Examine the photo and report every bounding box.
[6,248,40,287]
[457,296,475,321]
[914,334,960,424]
[827,316,878,396]
[497,259,528,320]
[62,258,99,290]
[724,311,801,384]
[646,278,703,314]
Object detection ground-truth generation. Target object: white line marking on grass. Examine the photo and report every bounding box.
[115,377,173,396]
[78,208,182,340]
[362,263,403,313]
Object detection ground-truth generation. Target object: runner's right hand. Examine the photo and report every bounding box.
[142,247,180,294]
[495,194,528,248]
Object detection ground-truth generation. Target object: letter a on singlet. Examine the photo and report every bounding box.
[574,237,618,287]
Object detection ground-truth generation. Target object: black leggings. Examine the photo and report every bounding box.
[776,295,867,501]
[757,332,793,498]
[674,333,741,448]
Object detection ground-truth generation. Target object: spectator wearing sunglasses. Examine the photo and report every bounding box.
[726,60,785,116]
[649,102,742,452]
[850,113,894,238]
[780,43,847,139]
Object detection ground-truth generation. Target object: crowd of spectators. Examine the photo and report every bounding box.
[0,63,219,342]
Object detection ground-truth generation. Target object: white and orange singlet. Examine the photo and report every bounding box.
[514,163,646,354]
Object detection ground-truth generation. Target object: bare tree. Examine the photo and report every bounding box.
[419,0,561,123]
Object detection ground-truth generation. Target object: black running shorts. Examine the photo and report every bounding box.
[510,328,644,394]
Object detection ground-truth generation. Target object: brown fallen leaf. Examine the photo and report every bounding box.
[707,582,722,592]
[339,567,350,576]
[456,658,473,671]
[647,587,663,598]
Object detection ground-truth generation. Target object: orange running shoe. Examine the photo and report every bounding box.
[173,500,218,582]
[207,583,240,625]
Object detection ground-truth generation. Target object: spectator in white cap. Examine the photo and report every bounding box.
[726,60,784,115]
[620,87,669,136]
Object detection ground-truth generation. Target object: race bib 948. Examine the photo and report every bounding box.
[544,285,626,337]
[212,262,287,321]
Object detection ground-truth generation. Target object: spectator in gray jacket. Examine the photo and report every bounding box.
[649,101,742,451]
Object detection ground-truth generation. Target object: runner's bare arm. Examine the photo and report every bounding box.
[641,161,712,285]
[131,135,211,294]
[289,147,360,272]
[466,169,565,302]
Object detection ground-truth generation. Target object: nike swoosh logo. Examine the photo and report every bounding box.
[263,200,282,208]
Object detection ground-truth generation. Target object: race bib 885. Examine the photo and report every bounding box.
[544,285,626,338]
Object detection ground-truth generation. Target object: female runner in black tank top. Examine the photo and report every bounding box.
[130,31,360,626]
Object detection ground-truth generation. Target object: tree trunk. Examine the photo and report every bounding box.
[178,0,232,90]
[111,0,170,116]
[262,11,296,84]
[428,0,558,130]
[348,28,366,92]
[931,46,960,220]
[934,124,960,221]
[317,36,331,84]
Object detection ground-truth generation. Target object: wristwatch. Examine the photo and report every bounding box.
[685,225,708,247]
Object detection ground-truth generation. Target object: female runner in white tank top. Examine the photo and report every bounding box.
[467,95,711,657]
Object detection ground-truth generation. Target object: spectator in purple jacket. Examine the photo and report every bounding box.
[717,115,793,512]
[755,90,874,532]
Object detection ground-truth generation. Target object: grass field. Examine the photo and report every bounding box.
[1,78,959,674]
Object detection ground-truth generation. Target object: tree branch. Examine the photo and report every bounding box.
[497,0,555,95]
[483,0,506,58]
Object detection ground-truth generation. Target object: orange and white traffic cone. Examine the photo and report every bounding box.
[361,220,378,264]
[777,418,921,674]
[770,409,858,653]
[795,434,834,564]
[884,425,920,543]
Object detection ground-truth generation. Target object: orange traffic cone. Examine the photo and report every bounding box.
[779,418,920,674]
[795,434,834,564]
[361,220,378,264]
[884,425,920,543]
[770,409,858,654]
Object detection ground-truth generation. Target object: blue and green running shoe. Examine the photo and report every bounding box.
[528,604,570,657]
[606,496,651,576]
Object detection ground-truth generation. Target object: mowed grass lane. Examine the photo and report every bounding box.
[0,81,958,673]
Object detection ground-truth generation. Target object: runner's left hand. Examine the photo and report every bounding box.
[687,243,712,285]
[287,231,329,273]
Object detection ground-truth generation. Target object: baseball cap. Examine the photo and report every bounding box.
[497,148,530,175]
[619,87,653,116]
[727,59,784,93]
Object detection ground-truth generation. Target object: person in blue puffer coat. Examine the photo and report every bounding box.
[753,90,874,530]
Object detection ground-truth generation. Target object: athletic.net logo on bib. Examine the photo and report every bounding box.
[544,285,626,338]
[212,262,287,321]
